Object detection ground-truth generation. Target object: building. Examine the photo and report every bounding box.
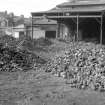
[0,11,26,38]
[0,11,10,36]
[26,18,57,39]
[12,24,25,38]
[31,0,105,44]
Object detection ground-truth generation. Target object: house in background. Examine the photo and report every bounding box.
[0,11,26,39]
[5,23,25,39]
[11,15,25,38]
[0,11,57,39]
[0,11,10,36]
[26,18,57,39]
[12,24,25,38]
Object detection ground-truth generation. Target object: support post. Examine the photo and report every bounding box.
[31,16,34,40]
[56,22,58,39]
[77,15,79,42]
[56,22,60,39]
[100,15,103,44]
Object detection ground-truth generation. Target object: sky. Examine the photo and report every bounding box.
[0,0,67,17]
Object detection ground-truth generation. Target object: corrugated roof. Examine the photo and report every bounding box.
[33,19,57,25]
[47,6,105,13]
[57,0,105,7]
[32,0,105,16]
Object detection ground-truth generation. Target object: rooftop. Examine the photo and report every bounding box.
[32,0,105,16]
[57,0,105,7]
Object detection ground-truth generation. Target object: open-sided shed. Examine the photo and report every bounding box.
[31,0,105,44]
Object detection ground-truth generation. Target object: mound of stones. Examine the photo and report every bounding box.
[45,42,105,91]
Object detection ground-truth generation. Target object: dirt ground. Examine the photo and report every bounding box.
[0,70,105,105]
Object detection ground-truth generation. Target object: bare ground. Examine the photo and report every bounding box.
[0,70,105,105]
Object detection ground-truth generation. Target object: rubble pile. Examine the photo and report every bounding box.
[0,35,18,46]
[45,42,105,91]
[0,44,30,72]
[0,42,46,72]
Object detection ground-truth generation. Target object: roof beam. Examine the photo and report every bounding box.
[47,15,102,18]
[32,15,102,19]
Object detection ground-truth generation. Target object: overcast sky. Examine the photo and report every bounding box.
[0,0,67,17]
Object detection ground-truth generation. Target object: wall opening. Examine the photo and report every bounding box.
[80,18,100,43]
[45,31,56,38]
[63,18,101,43]
[19,31,24,39]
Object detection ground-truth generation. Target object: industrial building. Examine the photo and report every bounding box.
[32,0,105,44]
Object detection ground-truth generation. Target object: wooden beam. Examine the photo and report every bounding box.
[100,15,103,44]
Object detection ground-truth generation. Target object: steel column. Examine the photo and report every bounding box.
[100,15,103,44]
[77,15,79,42]
[56,22,60,38]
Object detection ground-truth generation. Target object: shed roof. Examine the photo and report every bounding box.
[26,18,57,26]
[55,0,105,13]
[47,6,105,13]
[32,0,105,16]
[35,19,57,25]
[57,0,105,7]
[32,0,105,18]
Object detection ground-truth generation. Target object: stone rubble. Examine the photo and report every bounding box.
[45,42,105,91]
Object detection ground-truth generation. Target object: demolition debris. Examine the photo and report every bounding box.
[0,36,46,72]
[46,42,105,91]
